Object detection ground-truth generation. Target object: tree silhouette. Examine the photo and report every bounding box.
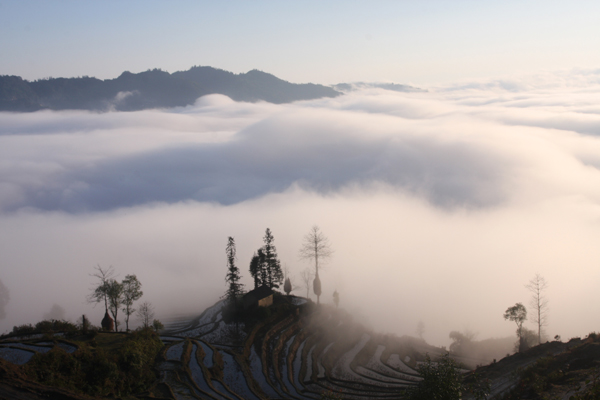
[526,273,548,345]
[416,321,425,340]
[284,277,292,296]
[136,301,155,328]
[504,302,527,352]
[0,279,9,320]
[333,290,339,307]
[313,272,322,303]
[225,237,244,304]
[249,252,261,289]
[299,226,333,304]
[262,228,283,289]
[122,274,143,331]
[106,279,123,332]
[300,268,313,299]
[87,265,116,313]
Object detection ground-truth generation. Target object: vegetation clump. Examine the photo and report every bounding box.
[7,319,79,339]
[24,327,163,397]
[406,353,490,400]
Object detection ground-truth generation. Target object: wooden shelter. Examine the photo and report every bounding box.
[243,285,274,310]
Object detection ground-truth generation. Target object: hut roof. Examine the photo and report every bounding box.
[244,285,274,301]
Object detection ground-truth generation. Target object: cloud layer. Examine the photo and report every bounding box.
[2,70,600,345]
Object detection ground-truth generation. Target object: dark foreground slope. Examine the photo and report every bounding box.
[0,295,444,399]
[0,66,341,112]
[463,334,600,399]
[157,295,449,400]
[4,296,597,400]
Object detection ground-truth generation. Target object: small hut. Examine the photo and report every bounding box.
[101,310,114,331]
[243,285,274,310]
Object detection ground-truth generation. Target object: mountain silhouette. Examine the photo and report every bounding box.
[0,66,341,112]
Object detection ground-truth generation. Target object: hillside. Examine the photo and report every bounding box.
[2,296,600,399]
[0,66,341,112]
[158,294,445,399]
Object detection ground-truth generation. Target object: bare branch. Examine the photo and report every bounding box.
[525,273,549,344]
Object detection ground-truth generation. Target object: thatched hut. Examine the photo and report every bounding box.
[243,285,274,310]
[101,310,114,331]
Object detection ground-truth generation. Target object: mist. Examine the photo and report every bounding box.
[2,70,600,346]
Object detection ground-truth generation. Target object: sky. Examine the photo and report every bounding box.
[2,1,600,347]
[2,1,600,86]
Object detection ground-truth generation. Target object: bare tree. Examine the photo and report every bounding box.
[299,226,333,304]
[333,290,339,308]
[300,268,313,299]
[122,274,143,331]
[87,265,116,313]
[136,301,155,328]
[526,273,548,345]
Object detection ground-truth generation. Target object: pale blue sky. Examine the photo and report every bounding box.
[1,1,599,85]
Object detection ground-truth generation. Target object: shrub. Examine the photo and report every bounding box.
[407,353,490,400]
[407,353,463,400]
[25,328,162,397]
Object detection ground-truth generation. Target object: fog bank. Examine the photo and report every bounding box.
[2,70,600,346]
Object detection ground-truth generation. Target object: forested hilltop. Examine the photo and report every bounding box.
[0,66,341,112]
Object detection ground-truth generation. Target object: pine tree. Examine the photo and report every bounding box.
[258,248,268,287]
[249,252,261,289]
[262,228,283,289]
[225,237,243,305]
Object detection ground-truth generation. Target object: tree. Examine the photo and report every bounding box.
[152,319,164,332]
[258,248,268,287]
[407,353,463,400]
[333,290,339,308]
[526,273,548,345]
[449,330,476,354]
[300,268,313,299]
[504,302,527,352]
[249,252,261,289]
[0,278,9,320]
[284,277,292,296]
[106,279,123,332]
[43,304,66,320]
[121,274,143,331]
[313,272,322,302]
[299,226,333,304]
[87,265,116,313]
[225,237,244,304]
[262,228,283,289]
[416,321,425,340]
[136,301,155,328]
[518,327,538,352]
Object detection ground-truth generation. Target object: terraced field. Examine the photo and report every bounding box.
[0,338,77,365]
[159,297,446,400]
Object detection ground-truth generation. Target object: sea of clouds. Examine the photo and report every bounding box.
[1,69,600,345]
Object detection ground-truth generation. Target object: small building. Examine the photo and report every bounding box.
[243,285,274,310]
[101,310,114,331]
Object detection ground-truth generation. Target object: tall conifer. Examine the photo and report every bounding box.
[225,237,243,304]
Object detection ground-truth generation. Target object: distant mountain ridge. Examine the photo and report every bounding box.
[0,66,342,112]
[332,82,426,93]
